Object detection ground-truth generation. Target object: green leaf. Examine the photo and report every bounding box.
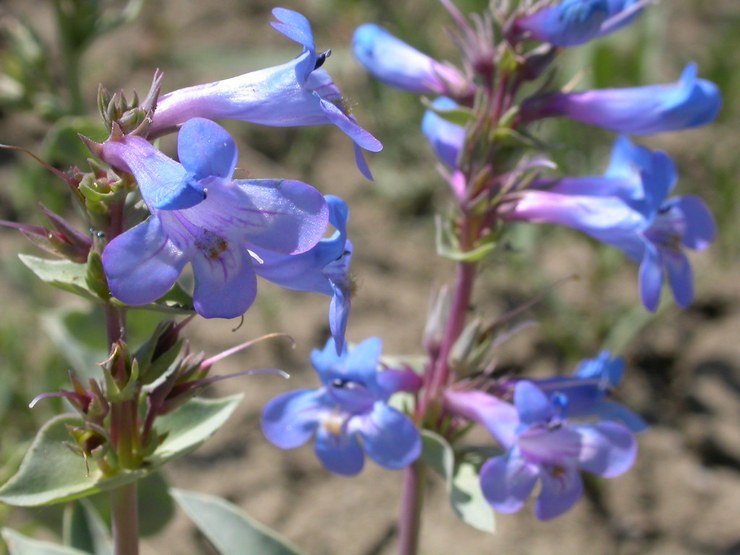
[0,395,242,507]
[171,489,306,555]
[421,432,495,534]
[63,500,112,555]
[435,217,496,263]
[19,255,98,302]
[2,529,90,555]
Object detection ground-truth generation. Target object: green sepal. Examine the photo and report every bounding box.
[84,251,110,301]
[0,395,242,507]
[435,216,497,263]
[421,431,496,534]
[420,97,473,127]
[1,529,90,555]
[19,254,98,302]
[172,489,307,555]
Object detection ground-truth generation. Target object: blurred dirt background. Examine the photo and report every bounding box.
[0,0,738,554]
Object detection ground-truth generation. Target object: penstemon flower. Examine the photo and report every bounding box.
[508,136,716,310]
[100,118,329,318]
[252,195,354,353]
[513,0,647,47]
[352,24,471,98]
[149,8,382,179]
[521,63,721,135]
[261,337,422,476]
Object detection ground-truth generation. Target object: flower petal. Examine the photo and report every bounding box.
[314,425,365,476]
[177,118,237,180]
[575,422,637,477]
[676,195,716,250]
[480,453,539,514]
[191,245,257,319]
[261,389,325,449]
[102,216,187,306]
[443,390,519,448]
[351,403,421,470]
[665,250,693,308]
[535,466,583,520]
[515,381,555,425]
[638,244,664,311]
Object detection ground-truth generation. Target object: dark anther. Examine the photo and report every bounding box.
[331,378,350,388]
[95,231,105,239]
[314,49,332,70]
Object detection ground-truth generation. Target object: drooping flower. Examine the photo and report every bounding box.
[149,8,382,179]
[529,351,647,432]
[521,63,721,135]
[421,97,466,169]
[101,118,328,319]
[253,195,353,353]
[261,337,422,476]
[507,136,716,310]
[449,382,637,520]
[514,0,647,47]
[353,24,470,98]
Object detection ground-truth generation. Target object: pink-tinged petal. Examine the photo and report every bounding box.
[443,390,519,448]
[351,403,421,470]
[177,118,237,180]
[100,136,204,210]
[638,245,663,311]
[103,217,187,306]
[191,246,257,319]
[314,425,365,476]
[480,454,539,514]
[376,369,423,396]
[261,389,325,449]
[518,426,583,467]
[575,422,637,478]
[535,466,583,520]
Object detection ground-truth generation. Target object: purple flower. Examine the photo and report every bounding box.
[421,97,466,169]
[353,24,469,97]
[149,8,382,180]
[451,382,636,520]
[531,351,647,432]
[252,195,353,353]
[515,0,647,47]
[521,63,721,135]
[101,118,328,318]
[261,337,422,476]
[508,136,716,310]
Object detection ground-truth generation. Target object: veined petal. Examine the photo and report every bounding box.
[352,403,421,470]
[177,118,237,180]
[575,422,637,477]
[314,425,365,476]
[191,245,257,318]
[535,466,583,520]
[480,453,539,514]
[102,216,187,305]
[261,389,326,449]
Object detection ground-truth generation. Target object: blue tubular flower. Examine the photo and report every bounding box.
[531,351,647,432]
[101,118,329,319]
[261,338,422,476]
[421,97,466,169]
[459,382,636,520]
[252,195,353,353]
[509,136,716,310]
[353,24,469,97]
[149,9,382,180]
[515,0,646,47]
[522,63,721,134]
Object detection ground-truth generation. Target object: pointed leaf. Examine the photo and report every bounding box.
[421,430,454,482]
[171,489,306,555]
[0,395,242,507]
[2,529,90,555]
[19,255,98,302]
[63,500,112,555]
